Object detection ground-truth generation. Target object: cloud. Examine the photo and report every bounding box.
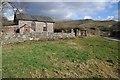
[98,16,101,19]
[107,16,114,20]
[7,15,14,20]
[14,8,24,12]
[2,2,14,20]
[11,2,118,20]
[65,12,73,19]
[3,11,14,20]
[7,0,120,2]
[84,16,92,19]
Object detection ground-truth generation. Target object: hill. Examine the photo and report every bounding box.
[54,19,117,30]
[54,19,119,37]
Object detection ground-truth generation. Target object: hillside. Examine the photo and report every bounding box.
[54,19,117,30]
[54,19,119,37]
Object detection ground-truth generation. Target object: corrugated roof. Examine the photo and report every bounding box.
[16,13,54,22]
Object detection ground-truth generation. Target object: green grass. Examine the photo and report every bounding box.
[2,36,119,78]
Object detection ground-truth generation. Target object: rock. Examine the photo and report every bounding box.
[42,68,45,72]
[53,70,59,74]
[29,38,33,40]
[76,64,80,68]
[106,60,113,64]
[66,68,69,71]
[72,59,75,63]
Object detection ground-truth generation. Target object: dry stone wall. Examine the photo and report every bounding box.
[0,32,75,45]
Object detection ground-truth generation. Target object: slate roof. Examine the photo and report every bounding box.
[16,13,54,23]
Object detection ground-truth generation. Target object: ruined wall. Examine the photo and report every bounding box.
[0,32,75,45]
[2,25,18,33]
[19,20,33,34]
[36,22,44,32]
[47,22,54,32]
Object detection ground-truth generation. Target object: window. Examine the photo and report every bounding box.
[43,22,47,31]
[43,27,47,31]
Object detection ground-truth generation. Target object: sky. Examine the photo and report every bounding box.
[2,0,120,21]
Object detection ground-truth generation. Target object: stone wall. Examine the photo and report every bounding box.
[0,32,75,45]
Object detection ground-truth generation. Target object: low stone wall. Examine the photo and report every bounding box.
[0,32,75,45]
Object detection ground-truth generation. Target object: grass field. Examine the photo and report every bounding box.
[2,36,119,78]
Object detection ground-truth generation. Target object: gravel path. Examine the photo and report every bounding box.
[103,37,120,42]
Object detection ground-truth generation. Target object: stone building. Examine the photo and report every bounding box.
[3,13,54,34]
[2,2,54,34]
[14,13,54,34]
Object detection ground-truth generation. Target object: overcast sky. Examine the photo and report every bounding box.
[2,1,119,21]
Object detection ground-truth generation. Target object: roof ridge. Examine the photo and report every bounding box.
[19,13,51,18]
